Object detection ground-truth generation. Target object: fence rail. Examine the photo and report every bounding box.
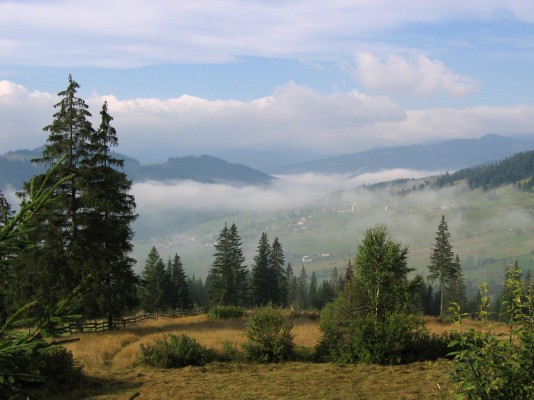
[52,309,202,336]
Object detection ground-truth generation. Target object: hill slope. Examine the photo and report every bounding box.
[0,151,272,189]
[275,134,534,175]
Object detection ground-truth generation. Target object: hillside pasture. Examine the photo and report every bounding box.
[41,313,499,399]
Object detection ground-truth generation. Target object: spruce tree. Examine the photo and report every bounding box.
[78,101,138,326]
[296,265,308,309]
[251,232,271,306]
[269,237,287,306]
[207,223,247,306]
[10,76,94,312]
[286,263,297,307]
[165,254,192,310]
[308,271,318,309]
[428,215,462,316]
[139,246,167,312]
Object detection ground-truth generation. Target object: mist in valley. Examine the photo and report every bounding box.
[131,170,534,290]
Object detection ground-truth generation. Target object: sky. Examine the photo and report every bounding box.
[1,1,534,163]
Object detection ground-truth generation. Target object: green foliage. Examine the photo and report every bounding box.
[437,150,534,191]
[139,246,167,312]
[165,254,192,310]
[242,305,294,363]
[428,215,465,317]
[0,163,85,398]
[138,334,209,369]
[36,346,83,384]
[207,223,248,307]
[221,341,243,362]
[319,225,441,365]
[207,305,244,319]
[318,299,433,364]
[448,264,533,400]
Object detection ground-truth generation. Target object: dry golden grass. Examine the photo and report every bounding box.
[55,314,464,399]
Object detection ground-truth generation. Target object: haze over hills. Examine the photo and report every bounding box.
[3,134,534,191]
[0,150,273,190]
[274,134,534,175]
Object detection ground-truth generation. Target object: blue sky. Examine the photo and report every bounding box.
[1,1,534,163]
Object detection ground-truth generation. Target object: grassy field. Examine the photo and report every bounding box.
[33,314,496,399]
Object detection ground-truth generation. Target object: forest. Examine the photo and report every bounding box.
[0,78,533,399]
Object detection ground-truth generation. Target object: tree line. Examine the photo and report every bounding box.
[436,149,534,190]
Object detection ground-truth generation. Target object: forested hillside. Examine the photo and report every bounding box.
[436,150,534,190]
[0,150,272,189]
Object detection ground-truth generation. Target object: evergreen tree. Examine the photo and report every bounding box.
[296,265,308,309]
[139,246,167,312]
[251,232,271,306]
[9,76,94,312]
[428,215,462,316]
[269,237,287,306]
[316,280,335,309]
[207,223,248,306]
[8,78,138,326]
[187,275,207,308]
[308,271,318,309]
[77,101,138,327]
[286,263,298,307]
[165,254,192,310]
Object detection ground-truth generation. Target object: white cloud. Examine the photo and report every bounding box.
[95,83,405,160]
[2,81,534,161]
[0,81,54,150]
[0,1,532,67]
[356,53,479,97]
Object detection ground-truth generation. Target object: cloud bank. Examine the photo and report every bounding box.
[2,80,534,162]
[132,170,440,215]
[1,1,533,68]
[356,53,479,97]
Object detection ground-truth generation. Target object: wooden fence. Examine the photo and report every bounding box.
[52,309,202,336]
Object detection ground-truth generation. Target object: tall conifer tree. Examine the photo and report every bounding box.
[207,223,247,306]
[428,215,463,316]
[269,237,287,306]
[251,232,271,306]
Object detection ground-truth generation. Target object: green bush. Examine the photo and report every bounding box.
[448,273,533,400]
[242,305,294,363]
[207,305,244,319]
[139,334,209,368]
[37,345,83,384]
[221,341,243,362]
[319,296,439,365]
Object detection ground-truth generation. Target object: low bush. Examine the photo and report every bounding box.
[318,296,450,365]
[207,306,245,319]
[37,345,84,384]
[448,273,533,400]
[242,305,294,363]
[139,334,210,368]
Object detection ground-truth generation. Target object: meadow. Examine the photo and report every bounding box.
[43,313,500,399]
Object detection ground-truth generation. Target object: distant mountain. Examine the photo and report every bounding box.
[0,151,272,190]
[128,155,272,185]
[210,147,334,173]
[274,135,534,175]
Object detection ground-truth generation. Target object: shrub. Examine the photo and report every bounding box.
[221,341,243,362]
[139,334,209,368]
[448,274,533,400]
[242,305,294,363]
[37,345,83,384]
[207,305,244,319]
[318,295,439,365]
